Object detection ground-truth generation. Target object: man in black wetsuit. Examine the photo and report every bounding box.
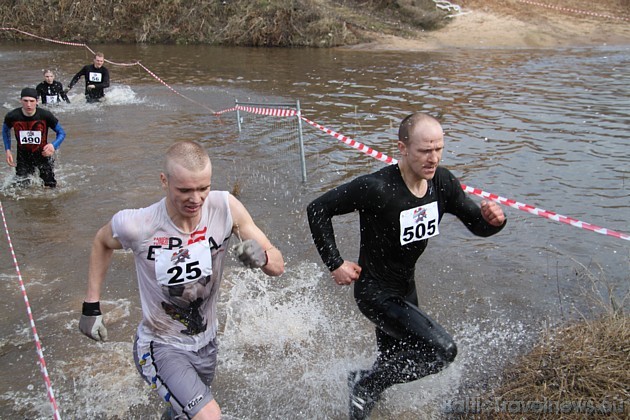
[307,112,506,419]
[67,52,110,103]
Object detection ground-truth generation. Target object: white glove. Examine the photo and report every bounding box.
[233,239,267,269]
[87,84,95,90]
[79,315,108,341]
[79,302,108,341]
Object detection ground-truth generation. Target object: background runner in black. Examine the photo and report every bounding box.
[67,52,110,103]
[36,69,70,104]
[307,112,506,419]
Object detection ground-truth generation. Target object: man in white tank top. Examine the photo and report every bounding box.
[79,141,284,419]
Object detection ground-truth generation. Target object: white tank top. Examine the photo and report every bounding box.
[111,191,232,351]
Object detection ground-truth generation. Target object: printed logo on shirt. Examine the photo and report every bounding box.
[147,229,221,262]
[186,394,204,411]
[18,130,42,145]
[153,236,170,247]
[413,207,427,223]
[399,201,440,245]
[88,72,102,83]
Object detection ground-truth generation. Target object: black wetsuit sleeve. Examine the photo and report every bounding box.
[100,67,110,89]
[443,170,506,237]
[307,179,370,271]
[58,82,70,103]
[36,82,47,104]
[68,66,86,89]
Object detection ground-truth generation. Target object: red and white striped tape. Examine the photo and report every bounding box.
[214,106,238,116]
[517,0,629,21]
[461,185,630,241]
[300,116,397,164]
[229,105,629,242]
[234,105,298,117]
[136,62,216,114]
[0,201,62,419]
[0,27,87,47]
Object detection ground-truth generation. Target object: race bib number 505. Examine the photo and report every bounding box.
[399,201,440,245]
[154,240,212,286]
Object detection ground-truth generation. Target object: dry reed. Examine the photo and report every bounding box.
[0,0,448,46]
[489,260,629,419]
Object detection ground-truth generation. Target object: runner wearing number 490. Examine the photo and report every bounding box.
[79,140,284,420]
[307,112,506,419]
[2,87,66,188]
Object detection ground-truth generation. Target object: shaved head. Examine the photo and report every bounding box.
[164,141,211,177]
[398,112,442,145]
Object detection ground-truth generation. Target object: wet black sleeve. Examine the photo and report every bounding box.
[102,67,110,89]
[443,170,506,237]
[57,81,70,103]
[307,177,374,271]
[68,66,87,89]
[36,82,47,104]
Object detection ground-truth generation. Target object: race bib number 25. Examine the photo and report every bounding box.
[399,201,440,245]
[154,240,213,287]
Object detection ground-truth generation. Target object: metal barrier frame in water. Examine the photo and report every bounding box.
[235,99,307,182]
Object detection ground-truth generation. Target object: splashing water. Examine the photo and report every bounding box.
[213,263,531,419]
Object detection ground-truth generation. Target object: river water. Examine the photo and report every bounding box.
[0,40,628,419]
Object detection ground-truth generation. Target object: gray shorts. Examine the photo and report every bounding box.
[133,336,218,418]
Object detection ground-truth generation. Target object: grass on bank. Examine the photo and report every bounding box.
[0,0,450,46]
[488,260,629,419]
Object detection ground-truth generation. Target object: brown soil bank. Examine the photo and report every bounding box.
[363,0,630,50]
[1,0,628,48]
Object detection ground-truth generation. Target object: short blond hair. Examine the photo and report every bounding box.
[164,141,210,176]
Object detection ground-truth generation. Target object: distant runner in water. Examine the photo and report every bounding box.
[36,69,70,105]
[2,87,67,188]
[79,140,285,420]
[307,112,506,419]
[67,52,110,103]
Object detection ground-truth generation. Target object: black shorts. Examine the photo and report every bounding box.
[16,148,56,188]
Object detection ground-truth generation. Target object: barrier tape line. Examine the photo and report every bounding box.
[461,185,630,241]
[299,116,397,165]
[135,63,216,114]
[516,0,629,21]
[228,105,629,242]
[0,201,62,420]
[0,27,87,47]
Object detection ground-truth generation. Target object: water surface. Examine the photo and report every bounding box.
[0,41,628,419]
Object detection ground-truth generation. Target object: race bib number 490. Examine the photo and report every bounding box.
[88,72,102,83]
[18,130,42,145]
[399,201,440,245]
[154,240,212,287]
